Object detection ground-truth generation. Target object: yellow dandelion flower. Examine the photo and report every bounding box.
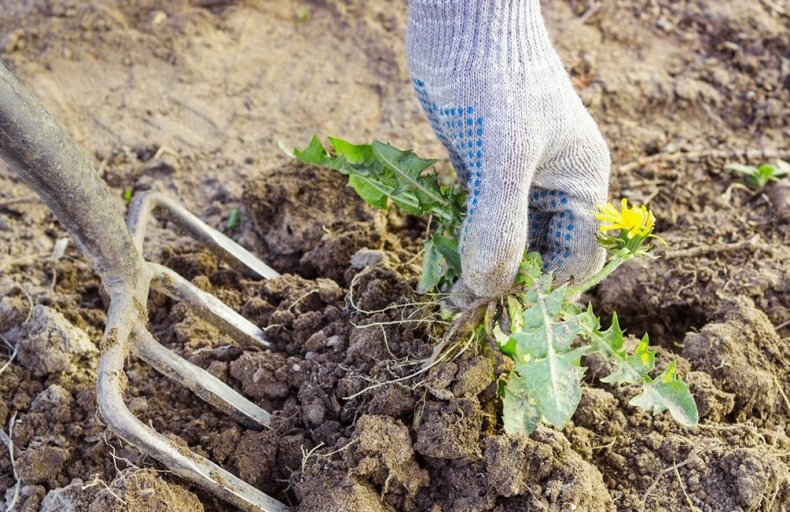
[596,198,655,239]
[595,199,664,254]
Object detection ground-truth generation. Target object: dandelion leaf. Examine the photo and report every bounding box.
[515,347,587,429]
[630,361,699,427]
[293,135,332,167]
[346,174,392,209]
[291,135,467,292]
[418,239,443,293]
[432,234,461,275]
[502,377,541,435]
[509,289,588,429]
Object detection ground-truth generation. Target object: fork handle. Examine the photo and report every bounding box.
[0,59,141,286]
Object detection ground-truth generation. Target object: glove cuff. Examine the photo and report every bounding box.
[407,0,558,77]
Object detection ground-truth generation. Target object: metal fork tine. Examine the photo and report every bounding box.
[128,191,280,280]
[98,323,287,512]
[132,327,271,429]
[149,263,272,350]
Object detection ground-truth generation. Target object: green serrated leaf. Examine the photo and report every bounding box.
[494,324,517,356]
[289,136,466,293]
[601,334,656,385]
[587,311,625,357]
[516,346,587,429]
[328,136,375,164]
[391,190,423,215]
[347,174,391,209]
[629,361,699,426]
[561,301,583,317]
[418,240,443,293]
[585,312,656,385]
[293,135,332,167]
[502,378,541,435]
[515,287,573,355]
[432,234,461,273]
[371,141,446,209]
[516,251,544,286]
[507,290,589,429]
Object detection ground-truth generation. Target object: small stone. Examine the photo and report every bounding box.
[303,399,325,427]
[150,10,167,27]
[303,330,327,352]
[350,248,386,270]
[325,335,345,351]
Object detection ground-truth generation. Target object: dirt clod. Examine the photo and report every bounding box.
[15,305,97,377]
[87,469,203,512]
[415,398,483,460]
[682,297,789,422]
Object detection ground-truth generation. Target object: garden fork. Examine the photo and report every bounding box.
[0,61,288,511]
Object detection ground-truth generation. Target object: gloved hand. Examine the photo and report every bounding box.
[407,0,611,298]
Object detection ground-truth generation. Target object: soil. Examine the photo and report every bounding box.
[1,1,789,511]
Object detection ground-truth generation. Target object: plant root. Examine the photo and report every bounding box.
[420,297,490,371]
[662,234,767,260]
[619,148,790,173]
[0,411,20,512]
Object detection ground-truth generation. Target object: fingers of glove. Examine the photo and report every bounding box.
[529,121,611,283]
[528,187,606,284]
[460,172,532,298]
[443,278,476,312]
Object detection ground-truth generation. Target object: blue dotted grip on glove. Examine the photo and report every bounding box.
[529,189,576,271]
[413,78,484,234]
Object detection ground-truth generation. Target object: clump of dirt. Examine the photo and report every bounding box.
[34,468,198,512]
[15,305,98,377]
[88,468,204,512]
[683,297,790,424]
[243,162,388,281]
[483,429,614,511]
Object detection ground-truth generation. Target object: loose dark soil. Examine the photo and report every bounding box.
[0,1,788,511]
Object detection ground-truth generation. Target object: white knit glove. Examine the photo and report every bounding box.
[407,0,611,298]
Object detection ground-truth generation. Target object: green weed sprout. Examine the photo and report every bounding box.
[726,159,789,189]
[288,136,698,435]
[227,208,241,230]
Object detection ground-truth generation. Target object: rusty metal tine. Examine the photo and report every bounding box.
[132,326,271,429]
[149,263,272,350]
[128,191,280,280]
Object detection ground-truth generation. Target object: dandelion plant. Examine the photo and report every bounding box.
[287,135,699,435]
